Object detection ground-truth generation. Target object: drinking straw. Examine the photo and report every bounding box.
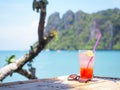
[93,33,101,53]
[87,33,101,68]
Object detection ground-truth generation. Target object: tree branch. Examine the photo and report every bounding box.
[0,33,54,82]
[38,11,46,44]
[17,68,37,79]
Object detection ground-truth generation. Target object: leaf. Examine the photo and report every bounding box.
[7,55,16,64]
[50,29,58,39]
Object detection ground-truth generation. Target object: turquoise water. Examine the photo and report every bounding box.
[0,50,120,83]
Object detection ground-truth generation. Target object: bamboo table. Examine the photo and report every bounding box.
[0,76,120,90]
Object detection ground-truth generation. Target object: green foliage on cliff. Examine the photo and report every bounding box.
[45,8,120,50]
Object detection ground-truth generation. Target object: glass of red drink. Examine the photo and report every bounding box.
[79,51,94,80]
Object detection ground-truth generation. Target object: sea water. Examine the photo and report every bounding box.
[0,50,120,83]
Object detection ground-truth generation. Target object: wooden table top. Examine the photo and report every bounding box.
[0,76,120,90]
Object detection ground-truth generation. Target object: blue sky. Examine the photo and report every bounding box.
[0,0,120,50]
